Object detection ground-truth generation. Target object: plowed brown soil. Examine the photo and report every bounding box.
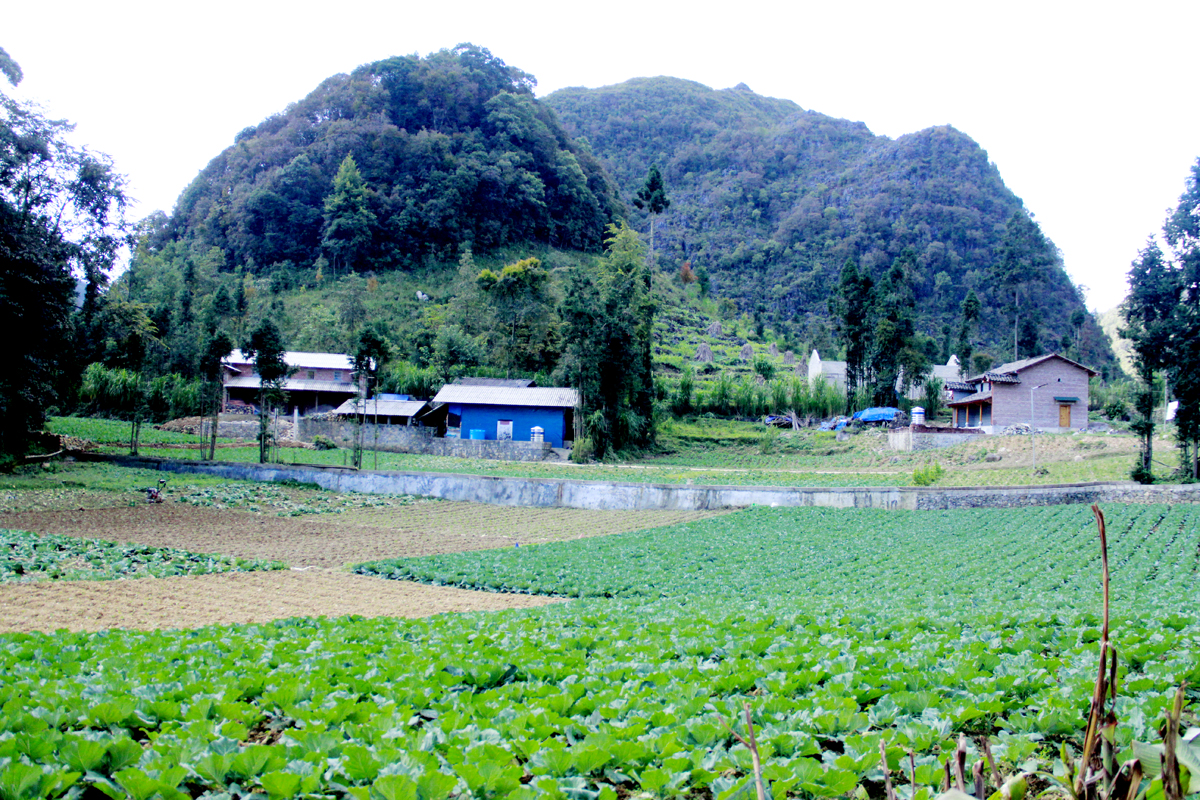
[0,500,724,634]
[0,570,559,633]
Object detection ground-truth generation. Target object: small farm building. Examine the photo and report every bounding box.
[946,353,1096,433]
[430,385,579,448]
[807,350,847,390]
[223,350,358,414]
[331,394,430,425]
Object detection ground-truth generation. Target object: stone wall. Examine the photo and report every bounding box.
[296,418,434,451]
[294,418,553,462]
[888,425,984,452]
[92,454,1200,511]
[183,418,291,441]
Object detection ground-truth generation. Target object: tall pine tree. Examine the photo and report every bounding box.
[321,154,375,275]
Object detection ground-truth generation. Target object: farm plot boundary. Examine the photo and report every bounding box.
[87,454,1200,510]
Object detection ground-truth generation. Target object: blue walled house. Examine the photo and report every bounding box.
[430,385,579,448]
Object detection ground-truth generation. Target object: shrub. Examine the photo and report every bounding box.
[570,436,594,464]
[912,462,944,486]
[312,435,338,450]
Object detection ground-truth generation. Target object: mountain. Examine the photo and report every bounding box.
[161,45,623,271]
[1098,306,1134,377]
[545,77,1114,371]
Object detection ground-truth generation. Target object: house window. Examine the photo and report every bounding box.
[333,371,342,381]
[307,370,315,380]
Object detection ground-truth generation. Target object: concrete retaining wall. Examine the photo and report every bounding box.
[888,425,985,452]
[92,455,1200,511]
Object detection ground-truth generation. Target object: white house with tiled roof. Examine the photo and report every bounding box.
[947,353,1096,433]
[223,350,359,414]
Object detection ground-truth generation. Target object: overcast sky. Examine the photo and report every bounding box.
[7,0,1198,312]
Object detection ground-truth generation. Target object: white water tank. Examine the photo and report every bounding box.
[912,407,925,425]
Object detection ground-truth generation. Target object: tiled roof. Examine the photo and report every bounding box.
[332,398,429,417]
[963,353,1098,384]
[945,380,974,392]
[947,390,993,407]
[432,385,579,408]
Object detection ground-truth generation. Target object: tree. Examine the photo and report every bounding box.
[0,52,129,459]
[351,325,391,469]
[241,320,290,464]
[1121,240,1178,482]
[321,154,375,275]
[431,325,483,383]
[871,251,928,406]
[955,290,981,377]
[830,259,874,412]
[79,363,147,455]
[559,223,654,458]
[1163,159,1200,478]
[633,165,670,275]
[476,257,557,374]
[199,331,234,460]
[992,210,1052,361]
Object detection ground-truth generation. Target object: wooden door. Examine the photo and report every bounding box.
[1059,405,1071,428]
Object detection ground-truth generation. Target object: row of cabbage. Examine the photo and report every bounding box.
[0,529,286,583]
[357,504,1200,615]
[1,504,1197,800]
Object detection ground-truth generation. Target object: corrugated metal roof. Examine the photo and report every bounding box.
[453,377,535,388]
[332,398,429,417]
[432,385,579,408]
[225,377,356,393]
[226,349,355,371]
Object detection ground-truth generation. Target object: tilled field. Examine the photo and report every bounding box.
[0,500,724,634]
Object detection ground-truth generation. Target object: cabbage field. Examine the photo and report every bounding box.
[1,503,1197,800]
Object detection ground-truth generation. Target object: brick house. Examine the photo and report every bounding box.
[946,353,1096,433]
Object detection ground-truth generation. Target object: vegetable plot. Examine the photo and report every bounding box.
[0,529,286,583]
[356,504,1200,615]
[0,504,1196,800]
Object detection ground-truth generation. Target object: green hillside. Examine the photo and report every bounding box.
[111,51,1120,420]
[545,78,1112,370]
[161,44,622,271]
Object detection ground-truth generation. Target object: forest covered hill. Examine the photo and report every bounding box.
[545,77,1113,371]
[156,44,623,270]
[133,48,1115,380]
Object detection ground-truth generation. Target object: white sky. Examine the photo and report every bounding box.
[7,0,1198,312]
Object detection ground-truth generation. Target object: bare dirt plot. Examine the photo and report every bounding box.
[0,501,728,634]
[0,570,561,634]
[0,502,727,568]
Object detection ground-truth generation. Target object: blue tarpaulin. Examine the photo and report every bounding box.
[852,407,904,422]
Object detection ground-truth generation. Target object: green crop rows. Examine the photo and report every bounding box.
[1,504,1197,800]
[174,483,427,517]
[355,504,1200,614]
[0,530,287,583]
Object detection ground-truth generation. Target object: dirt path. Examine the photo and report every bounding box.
[0,501,725,634]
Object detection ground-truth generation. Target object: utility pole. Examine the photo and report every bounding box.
[1030,382,1049,472]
